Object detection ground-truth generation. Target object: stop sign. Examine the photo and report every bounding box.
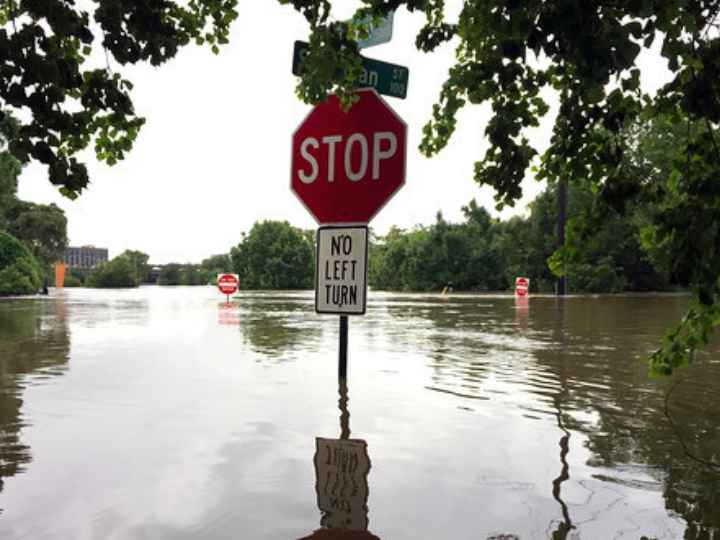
[217,273,239,295]
[291,88,406,224]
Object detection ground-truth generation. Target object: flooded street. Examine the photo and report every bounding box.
[0,287,718,539]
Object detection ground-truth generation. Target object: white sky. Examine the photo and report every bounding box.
[16,1,671,264]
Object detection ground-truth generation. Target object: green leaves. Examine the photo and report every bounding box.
[1,0,239,198]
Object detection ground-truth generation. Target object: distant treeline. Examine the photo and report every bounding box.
[72,179,678,294]
[223,178,676,294]
[370,181,674,293]
[66,252,233,289]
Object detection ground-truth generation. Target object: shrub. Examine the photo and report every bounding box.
[568,257,626,293]
[86,255,139,288]
[0,230,42,296]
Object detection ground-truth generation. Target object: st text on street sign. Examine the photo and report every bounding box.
[354,10,394,49]
[217,273,239,296]
[291,88,407,225]
[314,437,371,530]
[316,226,368,315]
[292,41,408,100]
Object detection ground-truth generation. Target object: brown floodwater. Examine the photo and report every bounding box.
[0,287,718,539]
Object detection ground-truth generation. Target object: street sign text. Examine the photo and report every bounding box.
[316,226,368,315]
[292,41,408,100]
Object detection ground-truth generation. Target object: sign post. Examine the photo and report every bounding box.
[316,226,369,378]
[291,88,407,379]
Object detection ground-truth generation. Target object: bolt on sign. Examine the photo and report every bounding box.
[314,437,371,531]
[316,226,368,315]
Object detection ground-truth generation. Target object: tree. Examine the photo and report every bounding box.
[158,263,182,286]
[120,250,150,284]
[199,254,232,284]
[1,113,68,269]
[180,264,205,285]
[0,1,238,198]
[63,267,85,288]
[370,208,509,292]
[230,221,314,289]
[86,252,140,288]
[0,230,42,296]
[4,201,68,268]
[0,115,21,229]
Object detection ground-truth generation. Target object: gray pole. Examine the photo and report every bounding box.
[339,316,348,379]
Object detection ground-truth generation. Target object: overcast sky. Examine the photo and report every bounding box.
[16,1,671,264]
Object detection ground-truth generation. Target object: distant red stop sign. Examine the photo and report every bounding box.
[217,274,239,295]
[291,88,407,224]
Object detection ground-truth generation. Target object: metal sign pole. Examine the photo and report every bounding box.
[339,315,348,379]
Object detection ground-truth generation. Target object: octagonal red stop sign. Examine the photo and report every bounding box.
[291,88,407,224]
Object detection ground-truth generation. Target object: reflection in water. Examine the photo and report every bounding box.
[525,298,720,539]
[0,289,717,538]
[217,302,240,326]
[301,378,379,540]
[549,299,575,540]
[238,293,323,360]
[0,296,70,509]
[387,295,720,538]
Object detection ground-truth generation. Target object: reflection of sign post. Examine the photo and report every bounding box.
[316,226,368,315]
[314,438,371,530]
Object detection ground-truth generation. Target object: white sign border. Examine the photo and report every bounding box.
[315,225,369,316]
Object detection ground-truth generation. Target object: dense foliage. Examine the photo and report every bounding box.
[4,201,67,268]
[0,0,238,198]
[371,182,673,294]
[1,114,68,277]
[231,221,314,289]
[0,230,42,296]
[62,267,85,288]
[86,250,148,288]
[158,263,208,286]
[199,254,233,284]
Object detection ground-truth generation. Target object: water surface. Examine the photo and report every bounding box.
[0,288,718,539]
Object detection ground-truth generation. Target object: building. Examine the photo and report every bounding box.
[64,246,109,270]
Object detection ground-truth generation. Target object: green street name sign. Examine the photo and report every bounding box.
[292,41,408,100]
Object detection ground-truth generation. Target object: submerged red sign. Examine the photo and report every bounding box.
[217,274,239,296]
[515,277,530,296]
[291,88,406,224]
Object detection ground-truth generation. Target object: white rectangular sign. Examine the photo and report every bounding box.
[315,226,368,315]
